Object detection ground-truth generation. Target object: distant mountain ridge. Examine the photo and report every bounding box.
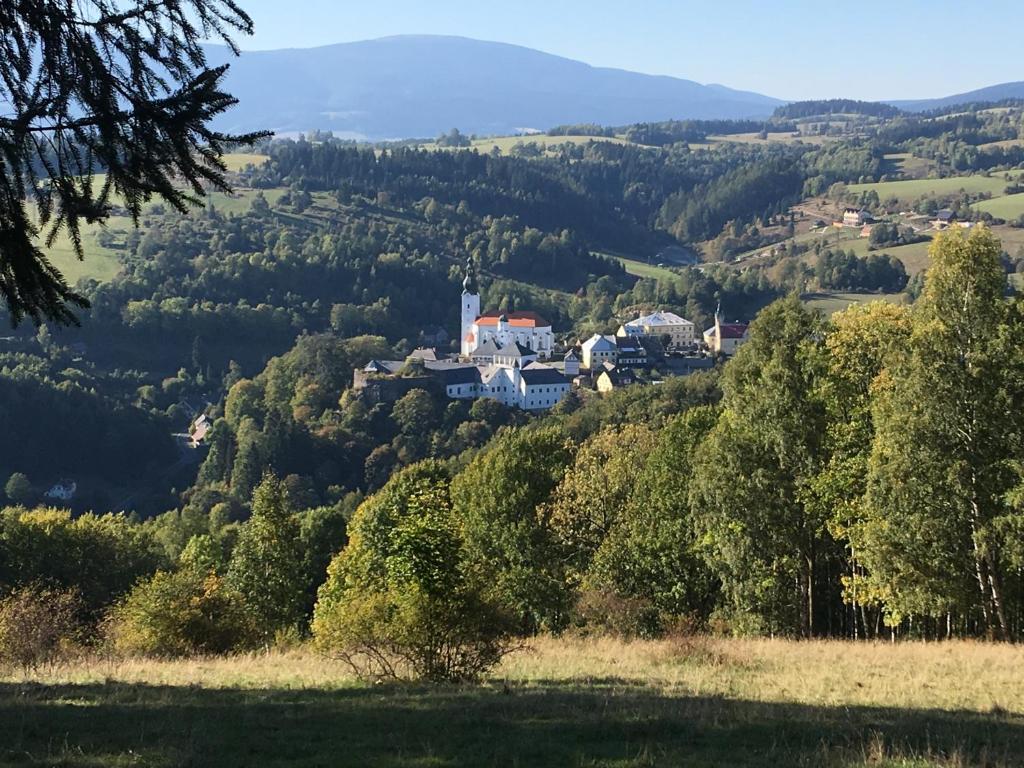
[202,36,1024,139]
[202,35,784,140]
[889,82,1024,112]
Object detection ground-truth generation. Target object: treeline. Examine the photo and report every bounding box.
[813,249,908,292]
[774,100,902,119]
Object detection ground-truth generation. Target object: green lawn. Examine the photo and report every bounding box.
[973,192,1024,220]
[846,173,1019,205]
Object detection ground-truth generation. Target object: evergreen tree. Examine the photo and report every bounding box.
[0,0,268,325]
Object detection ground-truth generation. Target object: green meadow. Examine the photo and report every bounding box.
[846,173,1020,205]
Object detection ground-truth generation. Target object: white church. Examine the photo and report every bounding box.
[460,259,554,359]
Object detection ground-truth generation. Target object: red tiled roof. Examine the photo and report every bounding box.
[718,323,748,339]
[475,311,550,329]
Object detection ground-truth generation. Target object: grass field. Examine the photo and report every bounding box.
[803,291,906,315]
[222,152,269,172]
[3,637,1023,767]
[607,254,680,280]
[846,173,1020,205]
[706,132,835,146]
[420,134,637,154]
[973,192,1024,220]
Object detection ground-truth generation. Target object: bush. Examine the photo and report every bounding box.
[107,570,257,657]
[0,585,82,671]
[313,465,517,682]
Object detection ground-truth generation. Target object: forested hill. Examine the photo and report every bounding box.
[201,35,783,138]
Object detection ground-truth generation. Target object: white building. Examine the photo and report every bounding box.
[45,479,77,501]
[451,361,570,410]
[618,310,696,347]
[703,306,749,356]
[581,334,617,370]
[459,258,554,358]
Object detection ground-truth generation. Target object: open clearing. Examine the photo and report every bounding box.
[707,132,835,146]
[3,637,1023,767]
[973,192,1024,220]
[846,173,1020,205]
[222,152,269,172]
[420,134,638,154]
[803,291,906,315]
[604,253,680,280]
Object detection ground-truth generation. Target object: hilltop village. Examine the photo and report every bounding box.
[352,259,748,410]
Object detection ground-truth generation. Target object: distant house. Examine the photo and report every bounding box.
[843,208,873,227]
[581,334,618,370]
[190,414,212,446]
[617,310,696,347]
[703,307,749,356]
[44,479,77,501]
[596,364,636,393]
[407,347,440,362]
[562,349,580,377]
[614,335,648,368]
[932,209,957,228]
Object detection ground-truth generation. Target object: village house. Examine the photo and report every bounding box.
[189,414,212,447]
[617,310,696,347]
[596,363,636,393]
[842,208,873,227]
[932,209,957,229]
[44,479,77,501]
[581,334,618,370]
[614,335,648,368]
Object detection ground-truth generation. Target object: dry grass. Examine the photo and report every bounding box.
[4,637,1024,766]
[9,636,1024,712]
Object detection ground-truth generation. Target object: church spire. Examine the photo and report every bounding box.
[462,256,478,295]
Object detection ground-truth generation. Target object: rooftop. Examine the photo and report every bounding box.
[475,310,550,329]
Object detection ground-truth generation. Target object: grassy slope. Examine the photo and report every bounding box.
[974,192,1024,220]
[803,291,906,315]
[3,637,1023,767]
[846,173,1021,205]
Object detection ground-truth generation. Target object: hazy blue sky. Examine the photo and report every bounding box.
[231,0,1021,101]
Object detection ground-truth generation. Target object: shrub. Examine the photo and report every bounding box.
[0,585,82,672]
[107,570,257,657]
[313,464,517,682]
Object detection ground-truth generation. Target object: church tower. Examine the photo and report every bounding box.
[460,257,481,358]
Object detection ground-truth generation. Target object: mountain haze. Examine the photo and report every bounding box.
[203,35,784,139]
[890,81,1024,112]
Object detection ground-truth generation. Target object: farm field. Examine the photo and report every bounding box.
[706,131,835,146]
[605,253,680,280]
[222,152,269,172]
[3,637,1023,767]
[420,133,638,154]
[846,173,1021,205]
[973,192,1024,220]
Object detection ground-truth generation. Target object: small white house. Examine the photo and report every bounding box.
[45,479,77,501]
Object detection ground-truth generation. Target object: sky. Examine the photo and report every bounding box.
[230,0,1022,101]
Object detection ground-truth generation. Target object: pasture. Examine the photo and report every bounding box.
[2,637,1022,767]
[973,192,1024,221]
[846,173,1020,205]
[420,134,637,154]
